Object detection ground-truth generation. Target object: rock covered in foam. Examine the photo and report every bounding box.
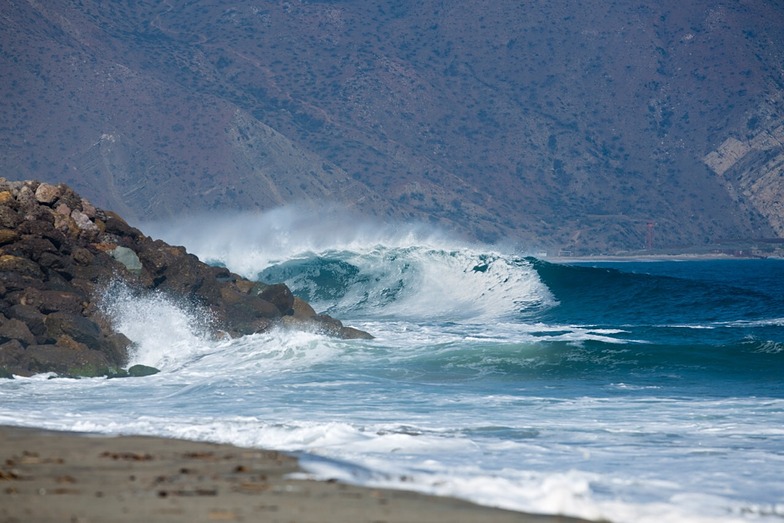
[0,179,371,377]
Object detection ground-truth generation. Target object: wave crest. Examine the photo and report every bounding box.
[142,209,553,321]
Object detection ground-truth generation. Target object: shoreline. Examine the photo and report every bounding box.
[545,252,779,263]
[0,425,590,523]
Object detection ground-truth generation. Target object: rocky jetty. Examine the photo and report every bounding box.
[0,179,371,378]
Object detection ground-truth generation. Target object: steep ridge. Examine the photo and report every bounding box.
[0,179,370,378]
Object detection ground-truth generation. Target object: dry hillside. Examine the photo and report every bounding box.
[2,0,783,254]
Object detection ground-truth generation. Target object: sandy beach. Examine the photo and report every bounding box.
[0,425,589,523]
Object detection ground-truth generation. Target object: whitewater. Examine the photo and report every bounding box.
[1,208,783,523]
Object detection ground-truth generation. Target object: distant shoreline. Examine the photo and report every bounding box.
[544,252,779,263]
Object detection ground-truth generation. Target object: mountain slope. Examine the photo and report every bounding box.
[2,0,783,253]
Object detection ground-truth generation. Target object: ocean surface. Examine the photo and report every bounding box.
[1,210,783,523]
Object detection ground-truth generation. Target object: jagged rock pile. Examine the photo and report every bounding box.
[0,179,371,378]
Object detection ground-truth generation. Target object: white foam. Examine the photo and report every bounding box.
[98,281,217,371]
[141,206,457,278]
[141,208,555,322]
[294,450,760,523]
[1,392,782,523]
[182,328,353,378]
[319,246,553,321]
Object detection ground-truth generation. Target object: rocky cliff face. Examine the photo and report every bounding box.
[702,93,784,238]
[0,179,370,378]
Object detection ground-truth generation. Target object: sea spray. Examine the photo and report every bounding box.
[99,279,362,376]
[142,206,457,278]
[98,281,217,371]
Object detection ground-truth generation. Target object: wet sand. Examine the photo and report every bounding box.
[0,425,590,523]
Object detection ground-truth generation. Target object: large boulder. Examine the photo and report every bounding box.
[256,283,295,316]
[0,339,25,371]
[0,317,36,346]
[22,343,115,377]
[7,304,47,337]
[34,183,61,205]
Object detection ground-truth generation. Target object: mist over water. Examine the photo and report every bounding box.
[2,209,783,523]
[142,206,466,279]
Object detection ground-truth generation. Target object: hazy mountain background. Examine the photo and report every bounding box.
[2,0,783,254]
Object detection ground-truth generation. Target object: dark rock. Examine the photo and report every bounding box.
[38,272,73,292]
[0,271,45,292]
[15,185,38,214]
[0,339,25,373]
[128,364,160,377]
[38,290,86,315]
[23,343,116,377]
[338,326,375,340]
[67,278,99,300]
[0,206,21,228]
[54,333,90,352]
[7,237,57,262]
[18,206,55,228]
[281,313,373,340]
[44,312,102,348]
[8,304,47,336]
[152,253,207,296]
[0,255,42,278]
[103,211,139,237]
[42,227,67,250]
[312,314,343,332]
[0,228,19,245]
[37,251,67,270]
[215,283,281,334]
[56,185,82,212]
[257,283,295,316]
[0,317,36,346]
[292,297,317,319]
[71,247,94,265]
[222,297,280,335]
[135,239,182,273]
[67,252,116,284]
[100,332,133,367]
[314,314,374,340]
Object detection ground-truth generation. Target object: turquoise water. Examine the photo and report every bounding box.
[1,212,782,522]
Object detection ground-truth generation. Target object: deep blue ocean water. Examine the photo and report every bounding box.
[1,211,782,522]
